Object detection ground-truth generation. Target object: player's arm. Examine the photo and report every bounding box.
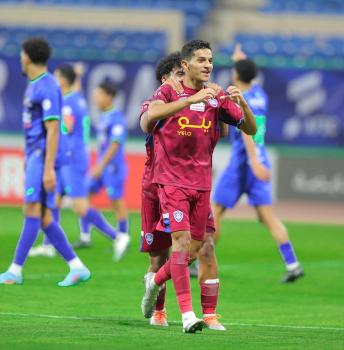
[221,86,256,135]
[219,121,228,138]
[90,142,119,179]
[140,101,160,133]
[242,132,270,182]
[43,119,59,191]
[147,87,216,123]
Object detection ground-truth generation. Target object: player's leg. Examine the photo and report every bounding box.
[107,174,130,261]
[111,198,130,261]
[142,186,205,333]
[40,203,91,287]
[255,205,304,282]
[0,202,42,284]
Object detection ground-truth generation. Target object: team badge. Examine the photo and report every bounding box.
[145,233,154,245]
[208,98,218,108]
[173,210,184,223]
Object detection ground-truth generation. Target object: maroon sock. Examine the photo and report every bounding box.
[155,284,166,311]
[170,251,193,314]
[154,259,171,286]
[201,280,219,315]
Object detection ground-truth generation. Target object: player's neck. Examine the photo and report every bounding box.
[27,65,47,81]
[183,75,204,91]
[102,104,114,112]
[236,81,251,93]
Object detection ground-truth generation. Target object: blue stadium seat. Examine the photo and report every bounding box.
[0,26,167,61]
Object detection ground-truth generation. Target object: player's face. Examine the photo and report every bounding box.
[20,50,30,76]
[170,66,185,81]
[183,48,213,82]
[93,87,110,110]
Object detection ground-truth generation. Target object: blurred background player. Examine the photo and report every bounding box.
[141,40,256,333]
[29,63,124,261]
[0,37,90,286]
[76,80,130,261]
[213,45,304,283]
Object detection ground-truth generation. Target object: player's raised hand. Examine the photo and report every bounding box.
[206,82,222,96]
[163,77,184,94]
[187,87,216,104]
[231,43,247,62]
[250,160,271,182]
[43,167,56,192]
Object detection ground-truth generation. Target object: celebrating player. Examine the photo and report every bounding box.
[78,80,130,260]
[141,40,256,333]
[212,45,304,283]
[0,38,90,286]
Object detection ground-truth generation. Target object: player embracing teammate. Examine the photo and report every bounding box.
[140,40,256,333]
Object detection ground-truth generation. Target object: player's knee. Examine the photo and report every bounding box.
[172,231,191,252]
[199,238,215,262]
[41,209,53,228]
[24,203,41,217]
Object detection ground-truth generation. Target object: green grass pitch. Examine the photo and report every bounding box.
[0,206,343,350]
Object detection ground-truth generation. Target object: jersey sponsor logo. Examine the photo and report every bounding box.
[177,116,212,136]
[208,98,218,108]
[22,111,32,128]
[190,102,205,112]
[42,99,52,111]
[145,232,154,245]
[173,210,183,223]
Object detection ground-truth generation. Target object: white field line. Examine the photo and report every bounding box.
[0,312,343,332]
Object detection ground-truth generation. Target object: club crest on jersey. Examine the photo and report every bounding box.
[173,210,184,223]
[208,98,218,108]
[145,233,154,245]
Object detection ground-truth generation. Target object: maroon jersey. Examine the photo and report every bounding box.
[139,99,157,198]
[151,82,243,191]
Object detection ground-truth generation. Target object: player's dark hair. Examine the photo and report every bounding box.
[181,40,211,61]
[155,51,182,83]
[56,63,76,86]
[233,59,258,84]
[98,79,117,97]
[22,37,52,65]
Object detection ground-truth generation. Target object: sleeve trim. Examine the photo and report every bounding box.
[44,115,60,121]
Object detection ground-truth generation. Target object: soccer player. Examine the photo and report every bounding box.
[29,64,125,260]
[0,37,90,286]
[212,45,304,283]
[141,40,256,333]
[79,79,130,260]
[140,52,227,330]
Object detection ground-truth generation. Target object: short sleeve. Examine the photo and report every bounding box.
[110,113,127,144]
[218,91,243,127]
[41,82,62,122]
[150,84,173,104]
[139,100,150,120]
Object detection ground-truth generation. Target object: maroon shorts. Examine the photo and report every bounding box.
[140,182,172,253]
[156,185,211,241]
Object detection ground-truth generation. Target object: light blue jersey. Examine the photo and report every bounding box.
[213,84,272,208]
[22,72,64,206]
[89,107,128,200]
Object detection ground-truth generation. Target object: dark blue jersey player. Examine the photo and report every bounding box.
[0,38,90,286]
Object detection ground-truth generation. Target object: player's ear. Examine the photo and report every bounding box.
[181,59,188,71]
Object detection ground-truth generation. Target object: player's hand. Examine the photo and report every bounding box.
[74,62,85,77]
[206,83,222,96]
[163,77,184,94]
[43,167,56,192]
[250,160,271,182]
[90,164,103,179]
[187,87,216,104]
[232,43,247,62]
[220,85,246,105]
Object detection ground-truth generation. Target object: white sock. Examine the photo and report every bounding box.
[68,257,85,270]
[80,232,91,243]
[9,263,22,276]
[182,311,196,323]
[286,262,300,271]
